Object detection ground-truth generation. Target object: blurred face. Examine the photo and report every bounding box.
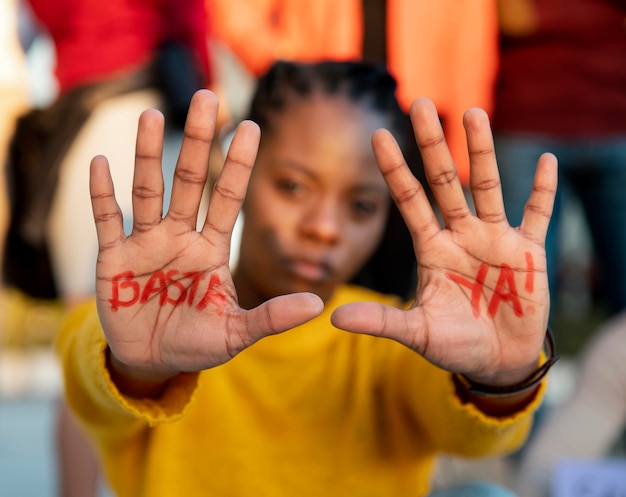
[234,94,392,308]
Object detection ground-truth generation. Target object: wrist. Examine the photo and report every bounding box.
[453,327,558,416]
[106,348,178,399]
[453,374,543,417]
[462,360,541,390]
[458,327,558,396]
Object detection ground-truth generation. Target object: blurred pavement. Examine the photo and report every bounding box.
[0,348,61,497]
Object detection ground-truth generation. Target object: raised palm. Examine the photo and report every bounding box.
[332,99,557,387]
[90,91,323,381]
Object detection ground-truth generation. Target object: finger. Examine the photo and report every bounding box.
[410,98,470,228]
[519,153,558,244]
[464,108,507,224]
[203,120,260,253]
[372,128,441,245]
[90,155,124,251]
[331,303,424,351]
[132,109,165,233]
[167,90,218,229]
[244,292,324,341]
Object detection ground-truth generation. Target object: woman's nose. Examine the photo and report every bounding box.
[300,200,342,244]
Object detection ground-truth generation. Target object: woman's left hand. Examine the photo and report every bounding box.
[332,98,557,388]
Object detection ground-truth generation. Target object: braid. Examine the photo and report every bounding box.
[247,60,407,144]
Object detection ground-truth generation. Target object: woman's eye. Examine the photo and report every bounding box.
[276,179,304,195]
[351,199,378,217]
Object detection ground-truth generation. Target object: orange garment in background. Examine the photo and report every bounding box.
[210,0,362,75]
[209,0,499,185]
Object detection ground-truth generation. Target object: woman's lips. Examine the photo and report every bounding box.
[286,257,332,282]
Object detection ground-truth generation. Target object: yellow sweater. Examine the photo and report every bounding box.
[57,285,543,497]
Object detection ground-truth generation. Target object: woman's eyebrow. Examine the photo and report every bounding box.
[274,160,316,178]
[351,183,389,195]
[273,160,388,194]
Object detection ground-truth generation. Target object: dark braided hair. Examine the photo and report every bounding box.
[246,60,424,300]
[248,60,407,147]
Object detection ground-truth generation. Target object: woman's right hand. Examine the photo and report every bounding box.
[90,90,323,388]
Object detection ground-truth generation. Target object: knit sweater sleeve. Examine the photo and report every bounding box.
[384,340,546,458]
[55,301,201,494]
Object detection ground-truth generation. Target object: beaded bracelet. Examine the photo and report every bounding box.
[454,327,559,397]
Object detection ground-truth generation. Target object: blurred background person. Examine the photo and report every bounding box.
[0,0,29,328]
[1,1,215,496]
[492,0,626,328]
[491,1,626,492]
[209,0,499,187]
[3,0,212,311]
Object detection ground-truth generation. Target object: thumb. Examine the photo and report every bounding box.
[331,302,422,344]
[245,292,325,341]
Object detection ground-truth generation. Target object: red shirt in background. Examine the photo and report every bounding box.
[27,0,212,94]
[493,0,626,136]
